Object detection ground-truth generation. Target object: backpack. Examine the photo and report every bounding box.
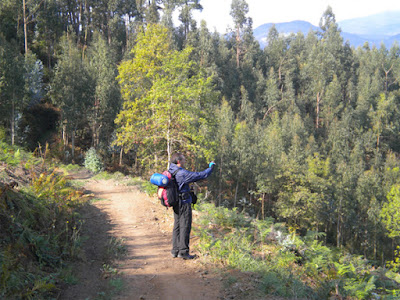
[150,170,180,208]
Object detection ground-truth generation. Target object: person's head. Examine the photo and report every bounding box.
[171,152,186,168]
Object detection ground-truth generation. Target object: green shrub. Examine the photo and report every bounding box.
[0,126,5,141]
[0,171,86,298]
[140,180,157,195]
[84,148,103,173]
[194,202,400,299]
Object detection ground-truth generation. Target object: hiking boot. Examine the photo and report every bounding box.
[171,252,178,258]
[178,253,196,260]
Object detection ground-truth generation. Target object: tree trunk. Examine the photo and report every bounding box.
[167,96,172,168]
[71,127,75,159]
[62,121,68,147]
[337,196,342,248]
[23,0,28,55]
[93,97,99,148]
[11,97,15,145]
[262,193,265,220]
[234,181,239,207]
[119,147,123,166]
[218,154,223,207]
[236,26,240,68]
[316,91,321,128]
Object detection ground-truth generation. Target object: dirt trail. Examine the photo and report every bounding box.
[59,173,222,300]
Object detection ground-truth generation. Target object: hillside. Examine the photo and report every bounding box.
[254,10,400,48]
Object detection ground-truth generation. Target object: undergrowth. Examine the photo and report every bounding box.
[194,202,400,299]
[0,143,89,299]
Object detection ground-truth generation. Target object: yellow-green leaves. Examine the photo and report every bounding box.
[115,24,216,166]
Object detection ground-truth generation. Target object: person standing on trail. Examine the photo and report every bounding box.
[168,152,215,260]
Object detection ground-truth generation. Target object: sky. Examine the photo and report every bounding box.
[192,0,400,32]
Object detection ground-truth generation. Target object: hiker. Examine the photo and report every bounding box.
[168,152,215,260]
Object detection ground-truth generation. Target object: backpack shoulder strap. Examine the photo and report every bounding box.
[172,169,180,177]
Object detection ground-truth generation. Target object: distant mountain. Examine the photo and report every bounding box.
[339,11,400,37]
[253,21,318,48]
[254,11,400,49]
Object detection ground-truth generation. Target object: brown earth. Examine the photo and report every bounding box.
[58,172,224,300]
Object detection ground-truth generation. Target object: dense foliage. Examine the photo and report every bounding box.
[195,202,400,299]
[0,142,86,298]
[1,0,400,294]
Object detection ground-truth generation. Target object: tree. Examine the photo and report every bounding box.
[231,86,259,207]
[230,0,250,68]
[0,36,24,145]
[381,185,400,239]
[86,32,121,149]
[50,32,94,159]
[177,0,202,41]
[368,93,396,150]
[23,51,43,108]
[213,99,235,206]
[116,24,216,169]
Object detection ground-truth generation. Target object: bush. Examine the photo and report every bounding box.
[84,148,103,173]
[0,126,5,141]
[0,171,86,298]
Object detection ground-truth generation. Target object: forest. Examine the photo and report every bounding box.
[1,0,400,270]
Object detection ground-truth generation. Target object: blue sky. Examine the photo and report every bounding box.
[192,0,400,32]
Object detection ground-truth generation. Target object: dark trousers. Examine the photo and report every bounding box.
[172,202,192,255]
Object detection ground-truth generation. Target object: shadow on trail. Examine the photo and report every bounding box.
[58,201,115,299]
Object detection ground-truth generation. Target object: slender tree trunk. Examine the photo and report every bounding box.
[218,154,223,207]
[234,181,239,207]
[119,147,123,166]
[71,127,75,159]
[316,91,321,128]
[262,193,265,220]
[167,96,172,168]
[374,228,377,260]
[236,26,240,68]
[62,121,68,147]
[93,97,99,148]
[11,97,15,145]
[337,196,342,248]
[107,13,111,45]
[77,0,83,42]
[96,125,100,148]
[84,0,88,47]
[23,0,28,56]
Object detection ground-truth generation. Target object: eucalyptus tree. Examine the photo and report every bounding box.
[230,87,261,207]
[213,99,235,206]
[301,7,350,131]
[229,0,250,69]
[0,36,24,145]
[176,0,202,41]
[381,185,400,240]
[214,34,240,110]
[86,32,121,150]
[31,0,64,69]
[256,112,285,218]
[264,26,289,92]
[50,33,94,159]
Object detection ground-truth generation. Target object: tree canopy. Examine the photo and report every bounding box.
[1,0,400,268]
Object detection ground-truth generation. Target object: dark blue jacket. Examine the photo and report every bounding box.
[168,162,214,204]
